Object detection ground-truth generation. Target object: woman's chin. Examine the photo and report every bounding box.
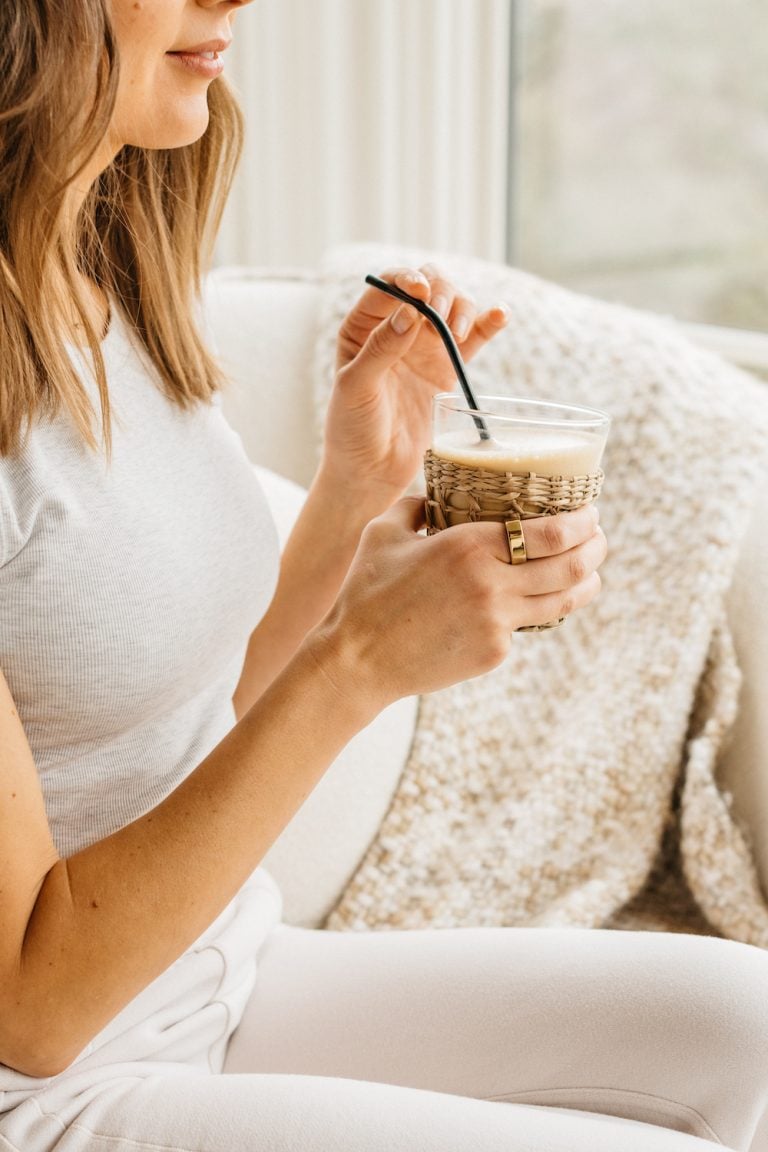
[120,105,211,151]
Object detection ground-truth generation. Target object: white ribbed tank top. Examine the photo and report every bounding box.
[0,310,283,1116]
[0,309,280,855]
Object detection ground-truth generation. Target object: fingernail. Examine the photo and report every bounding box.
[495,303,510,322]
[454,316,470,340]
[432,294,449,318]
[392,304,417,334]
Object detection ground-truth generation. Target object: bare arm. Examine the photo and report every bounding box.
[1,637,375,1079]
[232,466,388,722]
[229,262,503,722]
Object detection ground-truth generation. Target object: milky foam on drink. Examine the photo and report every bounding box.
[432,427,605,476]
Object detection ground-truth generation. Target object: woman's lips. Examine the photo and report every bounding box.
[166,50,225,79]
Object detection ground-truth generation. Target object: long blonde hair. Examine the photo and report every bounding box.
[0,1,243,462]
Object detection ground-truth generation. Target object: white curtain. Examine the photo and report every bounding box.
[216,0,512,269]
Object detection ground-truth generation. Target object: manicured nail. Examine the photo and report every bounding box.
[392,304,417,334]
[494,303,510,322]
[454,316,470,340]
[432,294,449,318]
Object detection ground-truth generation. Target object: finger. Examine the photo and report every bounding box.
[347,267,432,325]
[340,305,425,391]
[514,505,601,561]
[392,267,431,300]
[459,303,511,362]
[370,495,428,537]
[446,293,478,345]
[420,262,457,325]
[513,526,607,598]
[430,504,600,566]
[521,570,602,629]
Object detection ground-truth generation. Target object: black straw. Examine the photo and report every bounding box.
[364,274,491,441]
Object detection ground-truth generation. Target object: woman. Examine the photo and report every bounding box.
[1,3,767,1150]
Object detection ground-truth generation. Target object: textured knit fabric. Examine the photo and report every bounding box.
[312,242,768,946]
[0,308,283,1116]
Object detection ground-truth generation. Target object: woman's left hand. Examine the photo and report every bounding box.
[320,264,510,511]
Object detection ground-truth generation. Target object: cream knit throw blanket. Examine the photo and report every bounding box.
[311,242,768,946]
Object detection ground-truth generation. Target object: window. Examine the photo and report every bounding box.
[510,0,767,332]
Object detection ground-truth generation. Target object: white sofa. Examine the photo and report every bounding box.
[203,262,768,929]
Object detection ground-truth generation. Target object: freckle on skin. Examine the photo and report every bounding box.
[91,900,100,909]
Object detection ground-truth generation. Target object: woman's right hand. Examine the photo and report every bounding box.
[307,497,607,712]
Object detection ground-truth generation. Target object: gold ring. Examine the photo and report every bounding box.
[505,519,527,565]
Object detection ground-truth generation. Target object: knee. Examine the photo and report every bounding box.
[600,932,768,1067]
[666,936,768,1065]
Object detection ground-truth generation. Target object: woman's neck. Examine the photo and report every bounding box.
[57,163,115,345]
[51,265,111,346]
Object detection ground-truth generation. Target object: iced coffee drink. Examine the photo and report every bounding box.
[425,393,610,628]
[432,425,605,478]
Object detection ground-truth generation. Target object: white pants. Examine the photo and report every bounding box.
[2,924,768,1152]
